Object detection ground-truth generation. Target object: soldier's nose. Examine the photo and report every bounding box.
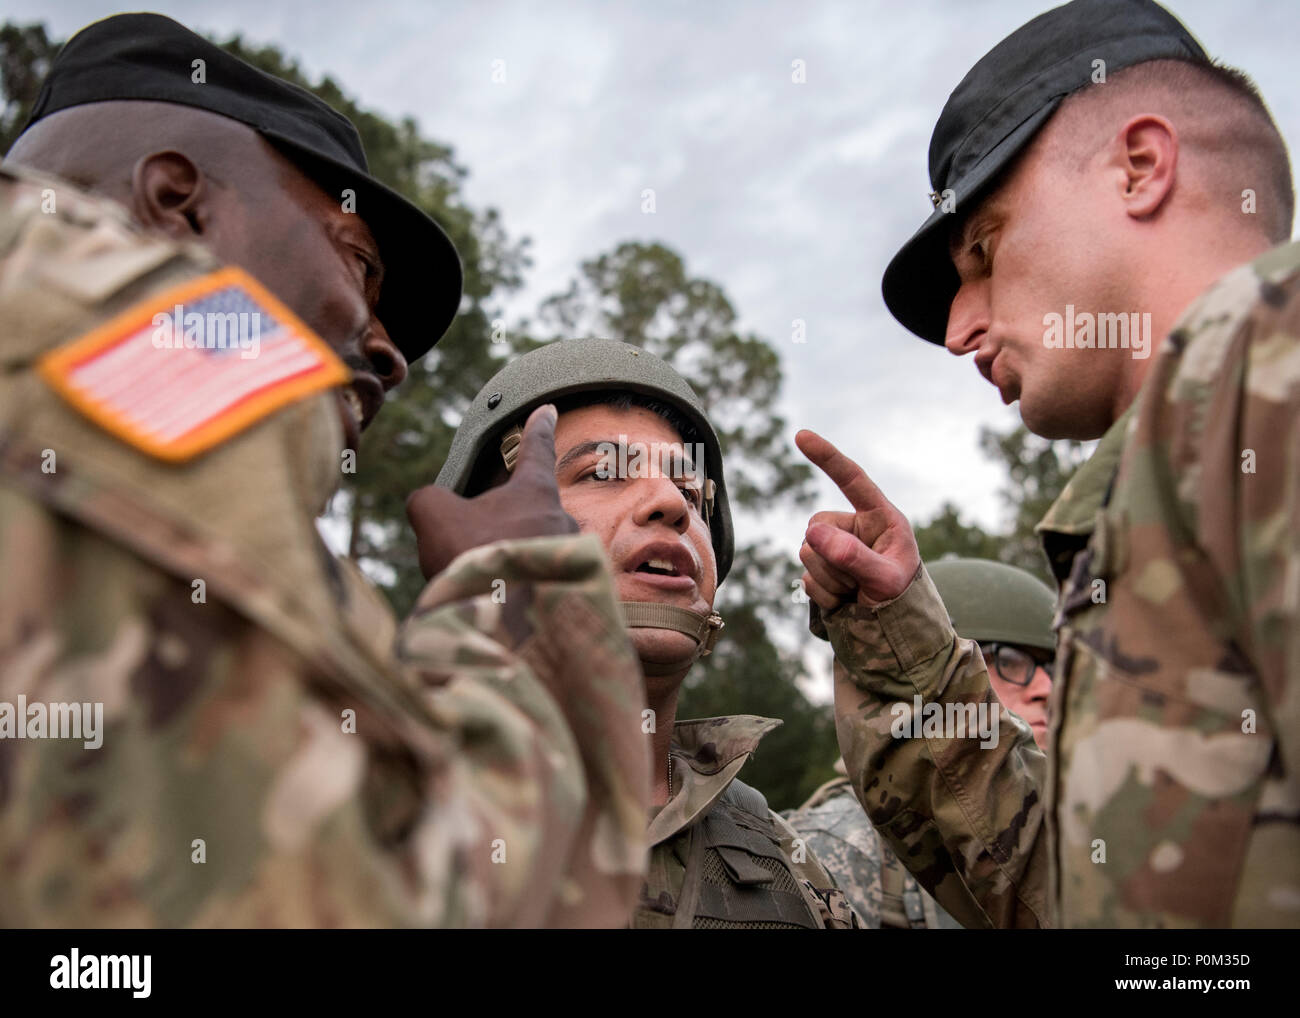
[364,319,407,391]
[945,282,989,356]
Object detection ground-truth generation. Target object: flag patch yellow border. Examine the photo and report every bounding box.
[37,266,349,462]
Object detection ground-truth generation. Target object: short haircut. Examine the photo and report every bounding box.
[7,100,279,203]
[1045,58,1293,242]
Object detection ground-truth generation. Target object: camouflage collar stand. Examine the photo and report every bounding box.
[647,715,781,846]
[1035,402,1138,540]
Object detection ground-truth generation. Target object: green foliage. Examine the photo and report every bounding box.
[914,501,1004,565]
[0,22,57,152]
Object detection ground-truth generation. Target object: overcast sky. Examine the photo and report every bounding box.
[11,0,1299,571]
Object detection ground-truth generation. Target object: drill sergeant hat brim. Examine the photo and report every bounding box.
[881,0,1208,346]
[925,557,1056,652]
[438,339,733,667]
[18,11,462,366]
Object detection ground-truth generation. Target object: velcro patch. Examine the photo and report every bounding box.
[38,266,349,462]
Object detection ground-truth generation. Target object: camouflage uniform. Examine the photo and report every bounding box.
[786,762,961,929]
[0,166,649,927]
[817,240,1300,928]
[634,715,857,929]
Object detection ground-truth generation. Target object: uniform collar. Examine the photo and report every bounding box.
[646,715,781,846]
[1034,402,1137,584]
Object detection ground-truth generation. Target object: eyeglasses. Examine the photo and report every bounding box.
[978,642,1053,687]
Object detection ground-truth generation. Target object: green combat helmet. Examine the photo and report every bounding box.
[437,338,733,673]
[925,557,1056,651]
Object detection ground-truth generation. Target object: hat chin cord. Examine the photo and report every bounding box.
[619,602,724,676]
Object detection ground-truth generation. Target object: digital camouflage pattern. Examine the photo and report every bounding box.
[816,239,1300,928]
[634,715,857,929]
[0,166,650,927]
[786,765,961,928]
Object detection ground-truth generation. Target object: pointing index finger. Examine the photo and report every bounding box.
[795,429,891,514]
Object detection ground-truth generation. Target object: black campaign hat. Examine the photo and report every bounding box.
[21,12,462,364]
[881,0,1207,345]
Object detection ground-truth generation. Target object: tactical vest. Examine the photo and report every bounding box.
[633,779,826,929]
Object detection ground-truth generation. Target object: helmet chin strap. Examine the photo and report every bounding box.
[620,602,724,676]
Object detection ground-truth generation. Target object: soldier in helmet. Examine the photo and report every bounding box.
[928,558,1056,752]
[0,14,648,928]
[439,338,857,929]
[786,557,1055,928]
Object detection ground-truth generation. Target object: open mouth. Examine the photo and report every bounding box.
[635,558,681,577]
[624,544,698,591]
[341,386,365,427]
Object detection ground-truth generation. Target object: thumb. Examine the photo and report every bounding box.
[806,522,914,603]
[510,403,560,485]
[406,480,455,523]
[806,522,887,583]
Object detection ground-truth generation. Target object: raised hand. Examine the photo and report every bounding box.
[795,429,921,611]
[406,404,579,579]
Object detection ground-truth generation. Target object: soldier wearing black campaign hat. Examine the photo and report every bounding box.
[796,0,1299,929]
[18,11,461,366]
[0,14,650,927]
[881,0,1208,345]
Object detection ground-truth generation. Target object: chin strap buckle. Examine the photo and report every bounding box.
[699,611,724,656]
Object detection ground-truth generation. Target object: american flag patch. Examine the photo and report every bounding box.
[38,266,349,462]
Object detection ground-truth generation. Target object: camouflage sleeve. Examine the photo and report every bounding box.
[396,534,650,928]
[813,567,1052,929]
[0,168,648,928]
[0,494,646,928]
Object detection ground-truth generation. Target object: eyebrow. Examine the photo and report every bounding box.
[556,439,697,475]
[557,440,613,474]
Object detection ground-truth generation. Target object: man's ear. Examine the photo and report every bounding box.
[1113,115,1178,219]
[130,151,208,239]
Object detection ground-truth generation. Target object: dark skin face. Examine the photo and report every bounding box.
[131,141,405,451]
[8,102,407,449]
[17,103,581,569]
